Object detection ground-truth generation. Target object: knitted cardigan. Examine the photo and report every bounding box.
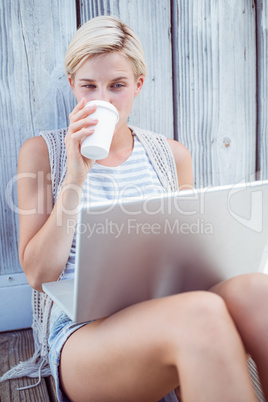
[0,126,264,401]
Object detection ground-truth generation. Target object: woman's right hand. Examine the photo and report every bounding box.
[65,97,98,186]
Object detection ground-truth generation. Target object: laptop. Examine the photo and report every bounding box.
[42,180,268,323]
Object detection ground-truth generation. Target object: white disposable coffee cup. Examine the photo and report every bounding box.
[81,100,119,160]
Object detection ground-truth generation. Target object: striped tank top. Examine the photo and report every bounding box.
[63,134,165,280]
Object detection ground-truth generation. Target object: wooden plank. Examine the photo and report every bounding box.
[45,375,58,402]
[79,0,174,138]
[0,274,32,332]
[172,0,257,187]
[0,282,32,332]
[0,329,52,401]
[0,0,77,276]
[0,273,29,288]
[256,0,268,180]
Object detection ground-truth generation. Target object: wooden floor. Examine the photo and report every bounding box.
[0,329,57,402]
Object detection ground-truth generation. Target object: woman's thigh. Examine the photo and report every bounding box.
[59,298,178,402]
[210,272,268,397]
[59,291,230,402]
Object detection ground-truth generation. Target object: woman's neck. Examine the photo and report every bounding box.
[96,124,134,167]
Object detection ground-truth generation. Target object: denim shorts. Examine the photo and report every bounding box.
[48,303,94,401]
[48,303,178,402]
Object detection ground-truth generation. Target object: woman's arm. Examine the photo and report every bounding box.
[18,136,83,291]
[167,139,193,190]
[18,99,97,291]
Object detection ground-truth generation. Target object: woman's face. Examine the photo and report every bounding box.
[69,52,144,132]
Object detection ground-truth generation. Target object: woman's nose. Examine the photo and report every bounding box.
[98,88,110,103]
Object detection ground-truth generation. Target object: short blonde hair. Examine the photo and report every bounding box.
[65,15,147,79]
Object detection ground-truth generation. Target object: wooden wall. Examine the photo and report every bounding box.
[0,0,77,329]
[173,0,257,187]
[257,0,268,179]
[0,0,267,330]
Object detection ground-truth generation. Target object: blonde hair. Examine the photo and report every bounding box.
[65,15,147,79]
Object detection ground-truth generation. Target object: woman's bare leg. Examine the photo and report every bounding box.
[59,291,257,402]
[211,272,268,399]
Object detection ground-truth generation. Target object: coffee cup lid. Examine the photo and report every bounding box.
[85,100,119,121]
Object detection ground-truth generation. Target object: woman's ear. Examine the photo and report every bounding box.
[68,74,75,90]
[134,75,145,97]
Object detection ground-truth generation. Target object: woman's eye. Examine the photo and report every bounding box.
[112,83,124,89]
[83,85,95,89]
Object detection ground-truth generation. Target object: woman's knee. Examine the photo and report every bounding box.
[187,291,229,319]
[167,291,245,367]
[171,291,233,343]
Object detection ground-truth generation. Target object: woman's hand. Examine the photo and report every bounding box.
[65,98,98,185]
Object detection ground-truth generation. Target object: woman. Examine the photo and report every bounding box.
[13,15,268,401]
